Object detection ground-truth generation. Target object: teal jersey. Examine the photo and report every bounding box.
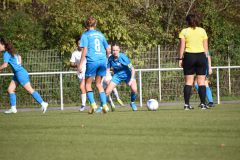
[3,51,24,73]
[107,53,132,77]
[80,29,108,62]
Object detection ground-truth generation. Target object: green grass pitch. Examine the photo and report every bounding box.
[0,104,240,160]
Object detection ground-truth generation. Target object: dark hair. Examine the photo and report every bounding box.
[85,16,97,29]
[111,41,120,47]
[75,36,81,46]
[186,14,199,29]
[0,38,16,56]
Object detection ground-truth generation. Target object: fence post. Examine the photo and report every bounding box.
[216,68,220,104]
[228,53,231,95]
[60,73,64,110]
[139,70,143,107]
[158,45,162,102]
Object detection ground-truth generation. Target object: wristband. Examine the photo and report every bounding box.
[177,58,183,60]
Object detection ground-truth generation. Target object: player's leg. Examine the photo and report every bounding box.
[183,75,194,110]
[129,79,138,111]
[106,81,118,112]
[183,53,195,110]
[95,60,109,113]
[194,77,199,91]
[23,82,48,113]
[205,79,214,107]
[196,53,208,109]
[16,70,48,113]
[85,76,97,113]
[103,77,115,110]
[85,62,98,113]
[79,75,87,111]
[112,87,124,106]
[5,80,18,114]
[79,79,87,111]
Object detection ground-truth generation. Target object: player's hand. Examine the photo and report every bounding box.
[208,67,213,75]
[78,66,83,73]
[179,60,183,68]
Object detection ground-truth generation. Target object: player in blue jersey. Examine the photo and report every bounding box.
[102,42,125,111]
[105,42,138,111]
[194,51,214,107]
[0,38,48,114]
[78,16,110,114]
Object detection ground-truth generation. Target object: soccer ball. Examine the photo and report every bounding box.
[147,99,159,111]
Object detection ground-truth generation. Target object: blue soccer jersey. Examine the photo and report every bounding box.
[3,51,24,73]
[3,51,30,86]
[80,29,108,62]
[108,53,133,84]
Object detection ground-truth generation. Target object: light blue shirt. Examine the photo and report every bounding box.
[3,51,24,73]
[80,29,108,62]
[107,53,133,77]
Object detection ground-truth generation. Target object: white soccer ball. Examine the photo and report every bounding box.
[147,99,159,111]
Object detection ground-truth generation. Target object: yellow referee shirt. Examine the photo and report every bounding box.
[179,27,208,53]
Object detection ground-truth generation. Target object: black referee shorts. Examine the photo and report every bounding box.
[183,52,207,75]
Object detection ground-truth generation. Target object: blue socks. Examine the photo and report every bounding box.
[9,93,16,107]
[31,91,43,104]
[87,91,95,104]
[131,92,137,102]
[99,92,107,106]
[206,87,213,103]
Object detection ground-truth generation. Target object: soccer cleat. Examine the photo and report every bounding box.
[4,108,17,114]
[207,102,214,107]
[110,103,116,112]
[88,103,97,114]
[199,103,209,110]
[102,104,109,113]
[117,98,124,107]
[184,104,190,110]
[79,105,86,112]
[95,107,103,113]
[41,102,48,113]
[130,102,137,111]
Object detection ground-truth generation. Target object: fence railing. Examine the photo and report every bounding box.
[1,66,239,110]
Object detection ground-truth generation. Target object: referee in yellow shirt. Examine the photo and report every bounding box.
[178,14,209,110]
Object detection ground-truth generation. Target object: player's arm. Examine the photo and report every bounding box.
[178,38,185,68]
[18,55,22,65]
[70,62,77,68]
[78,47,87,73]
[78,34,87,73]
[129,63,135,80]
[0,62,8,72]
[207,53,212,75]
[203,39,209,56]
[0,53,10,72]
[128,64,135,86]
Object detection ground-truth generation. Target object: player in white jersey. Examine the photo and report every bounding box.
[70,36,87,111]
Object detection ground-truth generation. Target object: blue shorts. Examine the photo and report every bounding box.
[12,69,30,86]
[111,73,132,85]
[85,60,107,77]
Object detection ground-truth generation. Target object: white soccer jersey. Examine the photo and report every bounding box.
[70,50,86,80]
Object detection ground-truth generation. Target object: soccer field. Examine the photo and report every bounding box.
[0,104,240,160]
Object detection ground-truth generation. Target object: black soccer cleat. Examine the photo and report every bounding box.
[207,102,214,108]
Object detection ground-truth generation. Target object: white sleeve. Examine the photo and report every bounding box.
[70,52,76,63]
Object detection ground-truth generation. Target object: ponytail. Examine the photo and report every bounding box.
[0,38,16,56]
